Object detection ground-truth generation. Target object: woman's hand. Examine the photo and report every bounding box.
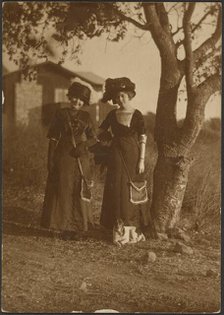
[138,158,145,174]
[97,130,113,142]
[100,140,111,147]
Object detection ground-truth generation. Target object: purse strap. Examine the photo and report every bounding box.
[65,109,85,178]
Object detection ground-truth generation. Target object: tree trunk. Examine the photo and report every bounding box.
[151,90,209,234]
[151,155,192,233]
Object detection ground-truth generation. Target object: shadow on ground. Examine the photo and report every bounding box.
[3,206,111,243]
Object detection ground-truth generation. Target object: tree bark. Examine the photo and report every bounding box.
[151,155,191,233]
[151,81,191,234]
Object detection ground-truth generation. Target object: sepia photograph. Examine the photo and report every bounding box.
[2,1,221,313]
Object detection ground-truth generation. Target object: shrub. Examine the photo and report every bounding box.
[3,123,48,191]
[182,140,221,230]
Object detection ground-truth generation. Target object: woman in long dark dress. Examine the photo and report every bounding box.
[40,82,97,237]
[98,77,149,239]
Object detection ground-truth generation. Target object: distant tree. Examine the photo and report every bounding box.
[205,117,221,132]
[198,117,221,144]
[3,2,221,233]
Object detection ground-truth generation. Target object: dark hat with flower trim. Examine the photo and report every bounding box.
[67,82,91,105]
[102,77,136,103]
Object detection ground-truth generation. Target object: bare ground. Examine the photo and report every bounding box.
[2,184,221,313]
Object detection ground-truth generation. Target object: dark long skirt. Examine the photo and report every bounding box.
[41,139,93,232]
[100,136,149,230]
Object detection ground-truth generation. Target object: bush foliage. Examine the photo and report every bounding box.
[3,123,48,190]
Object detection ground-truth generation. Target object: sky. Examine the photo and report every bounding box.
[64,33,162,115]
[3,4,221,119]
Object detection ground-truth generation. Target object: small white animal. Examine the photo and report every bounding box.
[113,219,146,247]
[129,227,146,243]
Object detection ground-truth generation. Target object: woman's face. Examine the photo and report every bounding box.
[115,91,131,108]
[69,97,84,110]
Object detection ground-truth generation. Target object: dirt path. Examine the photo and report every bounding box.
[2,221,220,313]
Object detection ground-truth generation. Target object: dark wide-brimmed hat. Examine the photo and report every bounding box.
[67,82,91,105]
[102,77,136,103]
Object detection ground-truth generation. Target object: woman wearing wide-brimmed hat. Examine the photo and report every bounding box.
[98,77,149,242]
[40,81,97,238]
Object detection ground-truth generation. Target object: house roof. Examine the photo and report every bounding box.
[75,71,105,86]
[3,61,105,88]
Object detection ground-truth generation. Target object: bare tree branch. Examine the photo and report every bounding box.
[172,26,183,37]
[155,3,170,33]
[167,2,180,13]
[183,3,196,92]
[176,39,184,49]
[193,6,221,62]
[198,72,221,99]
[177,5,221,153]
[142,3,163,38]
[182,71,220,137]
[179,76,218,152]
[126,5,147,25]
[192,7,216,33]
[169,3,184,37]
[176,5,220,49]
[142,3,177,58]
[113,7,150,31]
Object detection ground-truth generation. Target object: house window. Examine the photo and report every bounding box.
[54,88,68,103]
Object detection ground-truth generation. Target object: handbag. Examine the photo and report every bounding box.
[118,147,148,205]
[129,180,148,204]
[66,110,93,202]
